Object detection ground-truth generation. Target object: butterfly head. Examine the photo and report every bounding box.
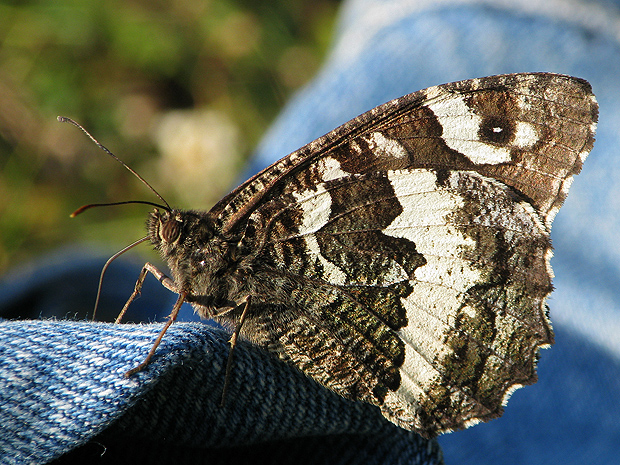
[147,208,218,260]
[148,209,184,249]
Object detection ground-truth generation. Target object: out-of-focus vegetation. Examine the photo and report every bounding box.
[0,0,338,275]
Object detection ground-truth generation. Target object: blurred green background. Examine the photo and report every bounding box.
[0,0,338,276]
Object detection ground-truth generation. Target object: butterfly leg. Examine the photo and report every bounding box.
[125,290,187,377]
[117,262,185,377]
[115,262,179,324]
[220,296,251,406]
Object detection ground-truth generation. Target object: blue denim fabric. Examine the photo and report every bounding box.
[2,0,620,463]
[1,318,440,464]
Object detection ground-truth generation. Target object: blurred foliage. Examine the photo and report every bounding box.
[0,0,338,275]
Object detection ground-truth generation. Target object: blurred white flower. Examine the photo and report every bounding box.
[153,109,243,206]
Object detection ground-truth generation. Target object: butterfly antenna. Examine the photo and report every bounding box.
[71,200,169,217]
[92,236,150,321]
[58,116,171,211]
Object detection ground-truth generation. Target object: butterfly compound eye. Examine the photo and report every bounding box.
[160,217,182,244]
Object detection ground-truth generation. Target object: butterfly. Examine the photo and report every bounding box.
[68,72,597,438]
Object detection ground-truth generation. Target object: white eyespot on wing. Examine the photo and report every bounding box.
[426,96,510,164]
[425,96,538,165]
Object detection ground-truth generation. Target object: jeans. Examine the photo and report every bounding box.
[2,0,619,463]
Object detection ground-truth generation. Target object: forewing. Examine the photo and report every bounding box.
[211,73,597,233]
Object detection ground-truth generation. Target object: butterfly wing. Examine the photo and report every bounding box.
[210,73,596,231]
[208,73,597,437]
